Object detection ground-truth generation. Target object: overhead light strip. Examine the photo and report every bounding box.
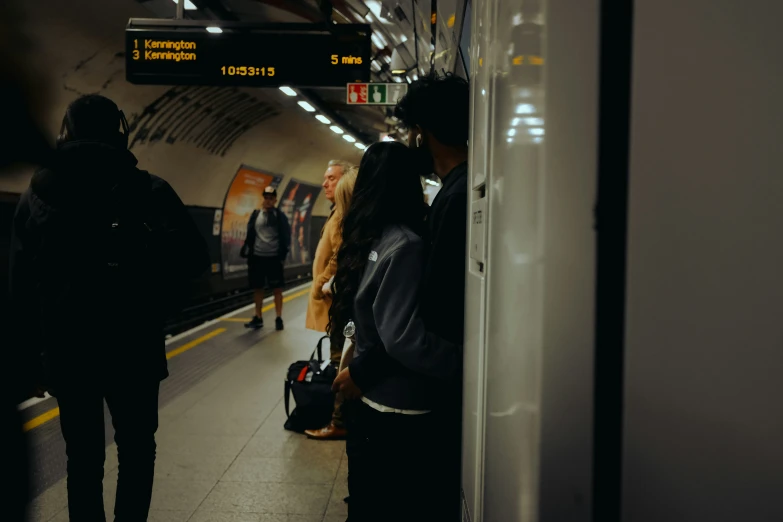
[281,88,371,151]
[171,0,197,10]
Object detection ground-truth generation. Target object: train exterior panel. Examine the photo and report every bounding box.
[459,0,783,520]
[458,0,601,520]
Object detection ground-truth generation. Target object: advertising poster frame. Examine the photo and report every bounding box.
[277,178,323,268]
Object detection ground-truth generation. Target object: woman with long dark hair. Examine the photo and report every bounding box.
[328,141,460,522]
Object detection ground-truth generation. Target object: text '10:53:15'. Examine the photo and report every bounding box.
[221,66,276,76]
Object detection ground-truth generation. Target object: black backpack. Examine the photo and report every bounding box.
[283,336,339,433]
[103,172,191,319]
[105,174,158,277]
[30,171,167,323]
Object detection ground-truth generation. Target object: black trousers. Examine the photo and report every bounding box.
[56,381,160,522]
[435,402,464,521]
[330,330,346,428]
[344,400,456,522]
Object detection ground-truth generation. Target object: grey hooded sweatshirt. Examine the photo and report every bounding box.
[348,224,460,411]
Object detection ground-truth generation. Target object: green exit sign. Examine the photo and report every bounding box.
[346,82,408,105]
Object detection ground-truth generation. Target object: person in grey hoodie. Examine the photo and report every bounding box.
[328,141,460,522]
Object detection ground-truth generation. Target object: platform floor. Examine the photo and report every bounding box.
[26,285,348,522]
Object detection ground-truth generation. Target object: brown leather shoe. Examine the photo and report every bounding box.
[304,423,348,440]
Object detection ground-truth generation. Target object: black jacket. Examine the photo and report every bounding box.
[421,162,468,345]
[8,140,210,390]
[241,207,291,260]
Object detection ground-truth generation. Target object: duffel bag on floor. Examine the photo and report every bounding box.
[283,335,338,433]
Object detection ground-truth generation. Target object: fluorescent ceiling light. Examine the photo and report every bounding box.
[529,128,545,136]
[516,103,535,114]
[279,86,296,96]
[512,118,521,126]
[206,26,222,34]
[365,0,387,21]
[392,69,407,75]
[401,35,408,42]
[315,115,331,124]
[298,101,316,112]
[371,33,387,49]
[523,117,544,126]
[171,0,197,10]
[508,129,516,137]
[355,142,366,150]
[330,126,344,134]
[533,137,544,144]
[343,135,356,143]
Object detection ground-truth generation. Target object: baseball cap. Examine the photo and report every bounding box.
[263,186,277,197]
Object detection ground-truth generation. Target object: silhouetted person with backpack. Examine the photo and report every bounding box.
[9,94,210,521]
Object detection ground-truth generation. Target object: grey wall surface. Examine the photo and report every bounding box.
[623,1,783,520]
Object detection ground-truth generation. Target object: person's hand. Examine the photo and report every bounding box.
[332,368,362,400]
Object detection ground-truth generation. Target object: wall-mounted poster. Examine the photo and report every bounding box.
[221,165,283,280]
[278,178,323,268]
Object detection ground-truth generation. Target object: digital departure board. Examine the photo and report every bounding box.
[126,19,372,88]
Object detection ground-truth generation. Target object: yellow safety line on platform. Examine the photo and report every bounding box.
[22,328,226,433]
[22,407,61,432]
[22,289,309,433]
[219,288,311,322]
[23,328,226,433]
[166,328,226,360]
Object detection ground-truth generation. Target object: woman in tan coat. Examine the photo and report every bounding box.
[306,166,357,332]
[305,166,357,440]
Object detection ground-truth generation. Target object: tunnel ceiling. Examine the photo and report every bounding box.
[1,0,453,208]
[135,0,436,140]
[0,0,373,211]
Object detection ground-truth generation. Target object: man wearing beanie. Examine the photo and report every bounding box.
[9,94,210,521]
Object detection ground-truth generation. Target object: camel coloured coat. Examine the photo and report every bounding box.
[306,210,341,333]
